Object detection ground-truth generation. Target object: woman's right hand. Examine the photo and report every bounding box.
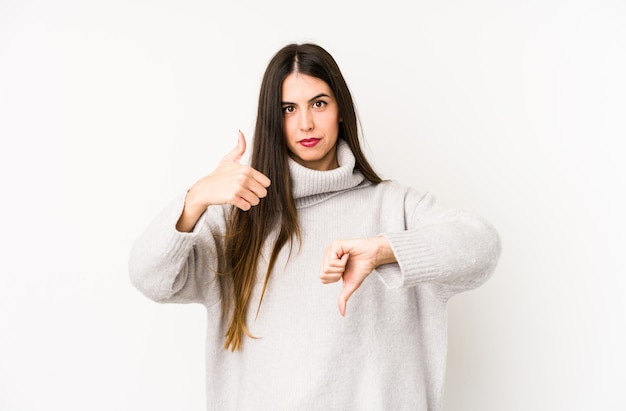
[176,130,271,232]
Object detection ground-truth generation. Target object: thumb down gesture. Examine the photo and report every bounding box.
[319,236,396,316]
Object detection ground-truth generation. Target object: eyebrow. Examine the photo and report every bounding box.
[281,93,331,106]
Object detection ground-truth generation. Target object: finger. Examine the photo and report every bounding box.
[320,272,342,284]
[237,189,261,208]
[319,267,341,284]
[229,195,252,211]
[321,251,347,271]
[250,169,271,188]
[226,170,270,210]
[321,263,347,274]
[222,130,247,163]
[338,281,357,317]
[321,256,347,271]
[329,254,349,268]
[338,298,347,317]
[319,253,348,283]
[247,178,270,199]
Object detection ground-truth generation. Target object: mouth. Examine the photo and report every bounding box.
[299,138,321,148]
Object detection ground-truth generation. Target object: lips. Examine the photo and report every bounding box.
[299,138,321,148]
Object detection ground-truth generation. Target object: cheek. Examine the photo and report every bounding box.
[325,113,341,133]
[282,118,293,135]
[283,119,292,140]
[325,109,340,125]
[283,118,298,143]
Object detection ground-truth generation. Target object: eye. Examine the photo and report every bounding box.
[282,105,295,114]
[312,100,327,109]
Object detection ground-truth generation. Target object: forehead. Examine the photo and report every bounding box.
[281,72,333,100]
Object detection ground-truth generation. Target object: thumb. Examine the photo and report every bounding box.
[222,130,247,163]
[338,280,357,317]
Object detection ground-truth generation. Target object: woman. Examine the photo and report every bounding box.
[129,43,501,410]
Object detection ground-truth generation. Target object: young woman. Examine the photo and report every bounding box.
[129,43,501,410]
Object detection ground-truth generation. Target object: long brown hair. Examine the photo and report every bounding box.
[222,43,382,351]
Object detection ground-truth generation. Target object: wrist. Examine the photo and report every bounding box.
[184,187,209,215]
[176,189,208,233]
[375,235,396,266]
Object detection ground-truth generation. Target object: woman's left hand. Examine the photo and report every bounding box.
[319,236,396,316]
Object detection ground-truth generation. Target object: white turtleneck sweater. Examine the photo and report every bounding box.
[129,141,501,411]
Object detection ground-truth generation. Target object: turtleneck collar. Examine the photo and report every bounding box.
[288,140,370,208]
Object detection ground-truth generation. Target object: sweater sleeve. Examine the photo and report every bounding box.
[377,190,501,301]
[128,192,227,305]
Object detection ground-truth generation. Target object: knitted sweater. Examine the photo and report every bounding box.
[129,141,501,411]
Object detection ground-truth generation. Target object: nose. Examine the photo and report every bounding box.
[299,109,314,131]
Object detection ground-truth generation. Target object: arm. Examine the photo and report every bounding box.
[129,131,271,303]
[377,191,501,299]
[128,193,224,304]
[319,190,501,313]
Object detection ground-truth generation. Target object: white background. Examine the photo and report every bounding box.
[1,0,624,410]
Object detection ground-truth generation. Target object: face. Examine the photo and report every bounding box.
[281,72,341,171]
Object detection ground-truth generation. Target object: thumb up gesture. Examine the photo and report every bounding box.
[176,131,271,232]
